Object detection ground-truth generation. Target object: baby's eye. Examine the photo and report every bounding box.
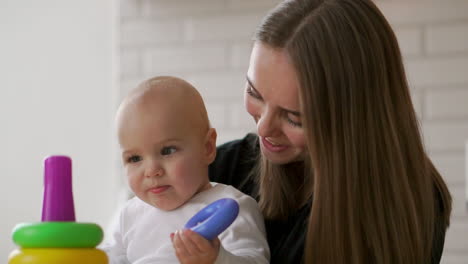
[127,155,142,163]
[161,146,177,156]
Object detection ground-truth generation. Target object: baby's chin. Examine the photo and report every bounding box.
[148,198,189,212]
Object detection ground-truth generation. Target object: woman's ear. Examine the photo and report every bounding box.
[204,128,217,164]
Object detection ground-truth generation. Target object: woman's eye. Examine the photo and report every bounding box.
[127,155,142,163]
[286,113,302,128]
[161,146,177,156]
[246,85,262,100]
[287,118,302,127]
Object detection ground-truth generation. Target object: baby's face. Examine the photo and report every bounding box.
[118,100,213,211]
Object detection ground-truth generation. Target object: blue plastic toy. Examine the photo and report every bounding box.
[184,198,239,240]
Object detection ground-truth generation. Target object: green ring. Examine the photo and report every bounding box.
[12,222,104,248]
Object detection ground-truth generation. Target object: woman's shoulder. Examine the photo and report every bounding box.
[209,133,259,196]
[211,133,258,170]
[216,133,258,154]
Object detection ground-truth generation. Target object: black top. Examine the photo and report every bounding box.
[209,133,446,264]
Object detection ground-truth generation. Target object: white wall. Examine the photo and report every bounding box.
[0,0,118,259]
[119,0,468,263]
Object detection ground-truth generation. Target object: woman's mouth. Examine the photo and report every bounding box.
[261,137,288,152]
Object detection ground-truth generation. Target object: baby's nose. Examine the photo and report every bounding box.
[145,161,164,178]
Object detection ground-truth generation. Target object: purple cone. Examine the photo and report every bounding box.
[41,155,76,222]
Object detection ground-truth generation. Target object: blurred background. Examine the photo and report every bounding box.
[1,0,467,262]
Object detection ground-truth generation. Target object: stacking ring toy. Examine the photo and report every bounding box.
[12,222,103,248]
[184,198,239,240]
[8,248,108,264]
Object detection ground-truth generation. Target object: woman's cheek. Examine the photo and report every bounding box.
[287,128,306,149]
[244,96,259,121]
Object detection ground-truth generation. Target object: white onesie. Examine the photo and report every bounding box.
[100,182,270,264]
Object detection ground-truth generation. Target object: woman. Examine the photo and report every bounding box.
[209,0,452,263]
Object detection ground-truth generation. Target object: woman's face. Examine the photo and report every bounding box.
[245,43,306,165]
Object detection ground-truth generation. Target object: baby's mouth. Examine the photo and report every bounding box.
[148,185,170,194]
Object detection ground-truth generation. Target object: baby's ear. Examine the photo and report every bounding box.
[204,128,217,164]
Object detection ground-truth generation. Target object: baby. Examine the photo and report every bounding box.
[101,76,269,263]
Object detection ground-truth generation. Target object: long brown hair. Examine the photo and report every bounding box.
[255,0,451,263]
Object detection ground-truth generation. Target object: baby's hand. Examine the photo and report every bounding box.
[171,229,220,264]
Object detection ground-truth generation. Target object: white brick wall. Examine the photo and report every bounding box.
[121,20,183,46]
[118,0,468,262]
[426,22,468,54]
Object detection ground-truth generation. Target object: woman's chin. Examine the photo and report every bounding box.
[260,146,303,165]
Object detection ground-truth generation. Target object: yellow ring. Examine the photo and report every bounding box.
[8,248,108,264]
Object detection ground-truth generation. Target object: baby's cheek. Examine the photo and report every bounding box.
[171,163,195,187]
[127,177,140,194]
[176,164,206,196]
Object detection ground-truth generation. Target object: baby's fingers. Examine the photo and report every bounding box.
[179,229,203,255]
[183,229,219,252]
[172,231,191,257]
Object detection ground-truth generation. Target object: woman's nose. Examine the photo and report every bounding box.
[256,109,280,138]
[144,160,164,178]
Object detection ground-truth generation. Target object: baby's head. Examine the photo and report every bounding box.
[116,76,217,211]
